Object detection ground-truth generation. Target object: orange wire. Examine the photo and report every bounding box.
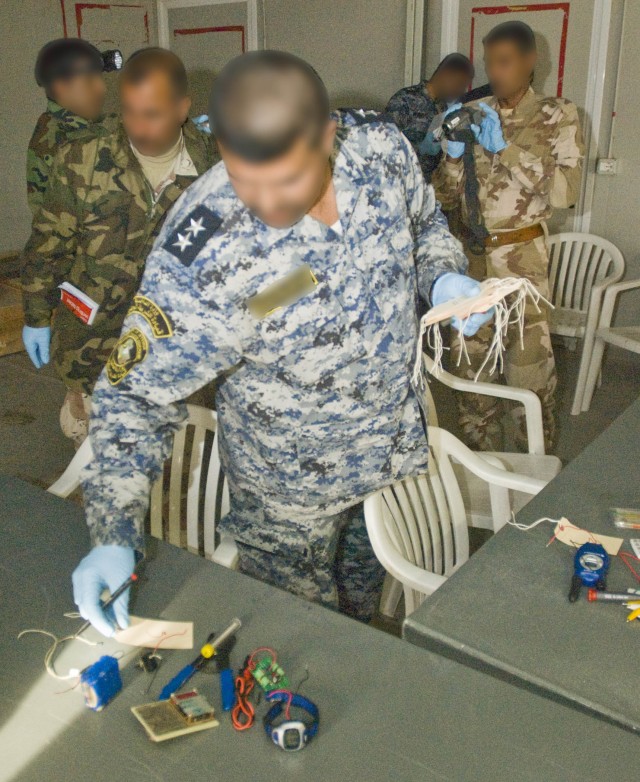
[232,668,255,731]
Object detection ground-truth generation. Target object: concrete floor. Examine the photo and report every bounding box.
[0,341,638,488]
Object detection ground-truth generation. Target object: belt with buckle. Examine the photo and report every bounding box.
[484,224,544,249]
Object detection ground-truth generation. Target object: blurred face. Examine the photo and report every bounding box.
[220,121,337,229]
[52,71,106,121]
[121,71,191,156]
[484,40,536,100]
[434,70,470,103]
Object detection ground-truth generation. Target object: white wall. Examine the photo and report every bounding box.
[0,0,157,255]
[0,0,65,254]
[590,0,640,324]
[263,0,409,109]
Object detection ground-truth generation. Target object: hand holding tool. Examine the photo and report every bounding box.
[72,545,137,637]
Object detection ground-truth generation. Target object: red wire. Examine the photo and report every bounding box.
[151,629,188,654]
[619,551,640,584]
[247,647,277,670]
[268,688,294,720]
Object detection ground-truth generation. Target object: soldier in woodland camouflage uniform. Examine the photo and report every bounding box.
[21,49,214,445]
[70,52,490,636]
[27,38,112,216]
[433,22,584,451]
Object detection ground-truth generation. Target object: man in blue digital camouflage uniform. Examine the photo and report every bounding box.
[71,51,492,633]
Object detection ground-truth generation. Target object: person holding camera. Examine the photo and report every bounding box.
[385,53,474,184]
[433,21,584,453]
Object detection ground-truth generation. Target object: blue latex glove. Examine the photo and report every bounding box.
[192,114,211,134]
[418,130,441,157]
[471,102,507,154]
[22,325,51,368]
[72,545,136,637]
[441,102,465,159]
[431,272,495,337]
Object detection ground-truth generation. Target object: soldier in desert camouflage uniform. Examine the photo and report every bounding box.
[70,52,493,636]
[21,49,214,445]
[27,38,112,216]
[433,21,584,451]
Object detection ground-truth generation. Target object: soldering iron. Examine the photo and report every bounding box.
[158,618,242,701]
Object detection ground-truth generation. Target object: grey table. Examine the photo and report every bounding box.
[1,476,638,782]
[404,396,640,733]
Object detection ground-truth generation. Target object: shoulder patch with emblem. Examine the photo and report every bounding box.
[128,295,174,338]
[106,328,148,385]
[164,203,223,267]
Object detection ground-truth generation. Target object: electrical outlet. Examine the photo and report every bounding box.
[597,158,618,175]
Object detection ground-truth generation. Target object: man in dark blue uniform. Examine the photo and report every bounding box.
[385,54,474,183]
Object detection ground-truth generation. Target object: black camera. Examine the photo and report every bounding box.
[102,49,123,73]
[440,106,485,143]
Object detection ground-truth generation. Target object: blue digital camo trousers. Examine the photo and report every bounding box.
[228,485,386,622]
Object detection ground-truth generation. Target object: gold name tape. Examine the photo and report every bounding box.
[106,328,148,385]
[128,295,174,338]
[246,264,318,319]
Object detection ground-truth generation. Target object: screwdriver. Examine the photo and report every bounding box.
[158,618,242,701]
[76,573,138,637]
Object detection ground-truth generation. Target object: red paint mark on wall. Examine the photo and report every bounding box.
[470,3,570,96]
[75,3,150,43]
[173,25,246,54]
[60,0,69,36]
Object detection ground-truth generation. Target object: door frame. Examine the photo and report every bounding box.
[157,0,259,51]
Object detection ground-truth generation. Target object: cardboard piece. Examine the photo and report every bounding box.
[553,518,623,556]
[114,617,193,649]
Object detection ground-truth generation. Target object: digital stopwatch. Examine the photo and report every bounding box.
[568,542,609,602]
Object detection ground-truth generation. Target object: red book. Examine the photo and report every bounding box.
[59,282,99,326]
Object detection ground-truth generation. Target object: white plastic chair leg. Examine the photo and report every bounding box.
[581,335,607,412]
[379,574,403,618]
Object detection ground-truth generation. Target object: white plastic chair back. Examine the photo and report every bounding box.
[49,404,232,562]
[547,233,624,332]
[365,426,547,616]
[421,379,439,427]
[365,430,470,615]
[149,404,229,558]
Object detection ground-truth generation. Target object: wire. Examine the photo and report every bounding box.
[619,551,640,584]
[268,688,294,720]
[232,667,256,730]
[17,629,99,681]
[506,515,560,532]
[295,666,310,692]
[247,647,277,670]
[151,629,188,654]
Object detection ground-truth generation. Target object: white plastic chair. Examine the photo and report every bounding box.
[365,426,547,616]
[547,233,625,414]
[580,277,640,412]
[48,404,239,567]
[377,354,561,619]
[422,354,562,529]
